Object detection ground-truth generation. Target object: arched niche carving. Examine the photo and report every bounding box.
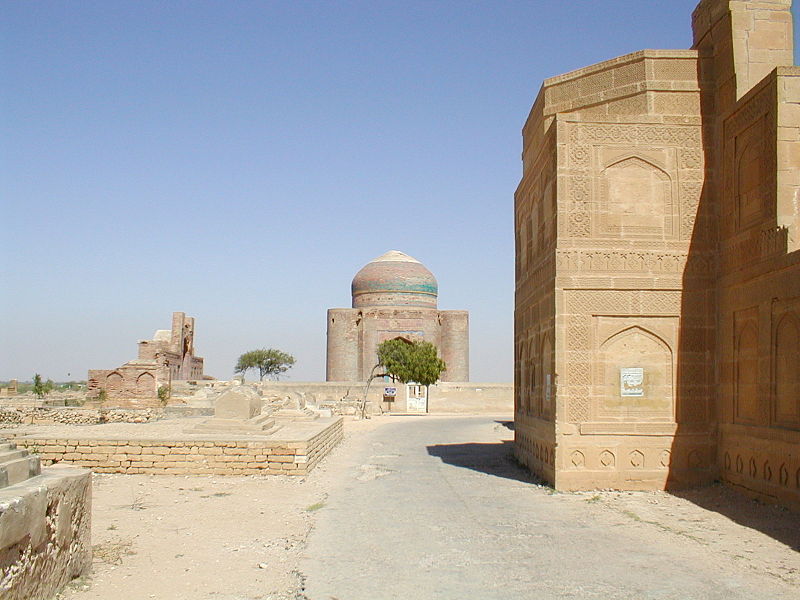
[540,334,553,417]
[597,325,674,418]
[529,203,539,258]
[136,372,156,396]
[106,372,123,392]
[599,156,674,238]
[735,119,767,230]
[735,322,759,423]
[774,312,800,428]
[527,338,536,415]
[519,341,528,413]
[514,341,522,413]
[519,218,529,270]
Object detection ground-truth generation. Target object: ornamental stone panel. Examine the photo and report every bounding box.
[514,0,800,509]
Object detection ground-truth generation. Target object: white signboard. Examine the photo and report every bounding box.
[620,367,644,397]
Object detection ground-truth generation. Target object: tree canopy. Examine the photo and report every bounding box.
[234,349,296,381]
[32,374,54,399]
[376,339,446,387]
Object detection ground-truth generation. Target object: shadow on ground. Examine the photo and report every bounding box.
[426,440,541,484]
[670,485,800,552]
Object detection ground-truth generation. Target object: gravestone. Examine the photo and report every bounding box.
[186,386,280,434]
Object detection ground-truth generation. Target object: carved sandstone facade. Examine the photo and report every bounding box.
[514,0,800,508]
[87,312,205,407]
[326,251,469,382]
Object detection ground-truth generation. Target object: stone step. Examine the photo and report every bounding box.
[0,442,18,453]
[0,455,41,489]
[0,448,29,464]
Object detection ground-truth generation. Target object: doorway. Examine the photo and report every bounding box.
[406,384,428,413]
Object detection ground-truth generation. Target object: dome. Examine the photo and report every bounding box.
[351,250,438,309]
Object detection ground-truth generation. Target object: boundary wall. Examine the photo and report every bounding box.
[6,418,343,477]
[260,381,513,414]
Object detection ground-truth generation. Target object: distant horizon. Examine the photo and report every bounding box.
[2,1,798,384]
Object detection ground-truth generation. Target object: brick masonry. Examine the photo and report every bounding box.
[9,417,343,477]
[327,251,469,382]
[87,311,206,408]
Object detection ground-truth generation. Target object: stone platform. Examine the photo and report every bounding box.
[0,441,91,599]
[0,416,343,476]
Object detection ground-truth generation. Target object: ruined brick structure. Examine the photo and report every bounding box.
[327,251,469,382]
[87,312,205,407]
[515,0,800,509]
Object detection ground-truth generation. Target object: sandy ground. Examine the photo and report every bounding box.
[571,485,800,588]
[54,418,384,600]
[52,415,799,599]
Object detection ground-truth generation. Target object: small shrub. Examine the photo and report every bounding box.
[98,389,108,403]
[157,385,170,404]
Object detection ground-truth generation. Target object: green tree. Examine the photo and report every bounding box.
[234,349,296,381]
[360,339,447,417]
[375,338,413,381]
[32,373,44,399]
[378,340,446,387]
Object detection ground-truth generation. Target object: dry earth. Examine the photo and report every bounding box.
[571,486,800,588]
[51,416,799,599]
[54,418,384,600]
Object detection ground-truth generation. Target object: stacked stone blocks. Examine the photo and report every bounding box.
[12,417,343,476]
[0,441,91,599]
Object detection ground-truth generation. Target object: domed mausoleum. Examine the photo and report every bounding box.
[327,251,469,382]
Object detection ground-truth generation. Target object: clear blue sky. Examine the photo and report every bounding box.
[2,1,798,383]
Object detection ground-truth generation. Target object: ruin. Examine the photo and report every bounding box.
[0,379,18,398]
[0,438,91,599]
[326,251,469,382]
[514,0,800,509]
[87,312,206,407]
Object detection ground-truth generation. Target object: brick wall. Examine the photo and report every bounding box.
[12,418,343,476]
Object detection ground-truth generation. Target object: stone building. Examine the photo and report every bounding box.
[514,0,800,509]
[87,312,205,407]
[327,251,469,382]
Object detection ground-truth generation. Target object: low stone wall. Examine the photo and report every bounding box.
[11,417,343,476]
[426,383,513,414]
[260,381,513,415]
[0,465,92,600]
[0,407,161,426]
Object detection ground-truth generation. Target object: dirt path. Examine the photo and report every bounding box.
[301,416,800,600]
